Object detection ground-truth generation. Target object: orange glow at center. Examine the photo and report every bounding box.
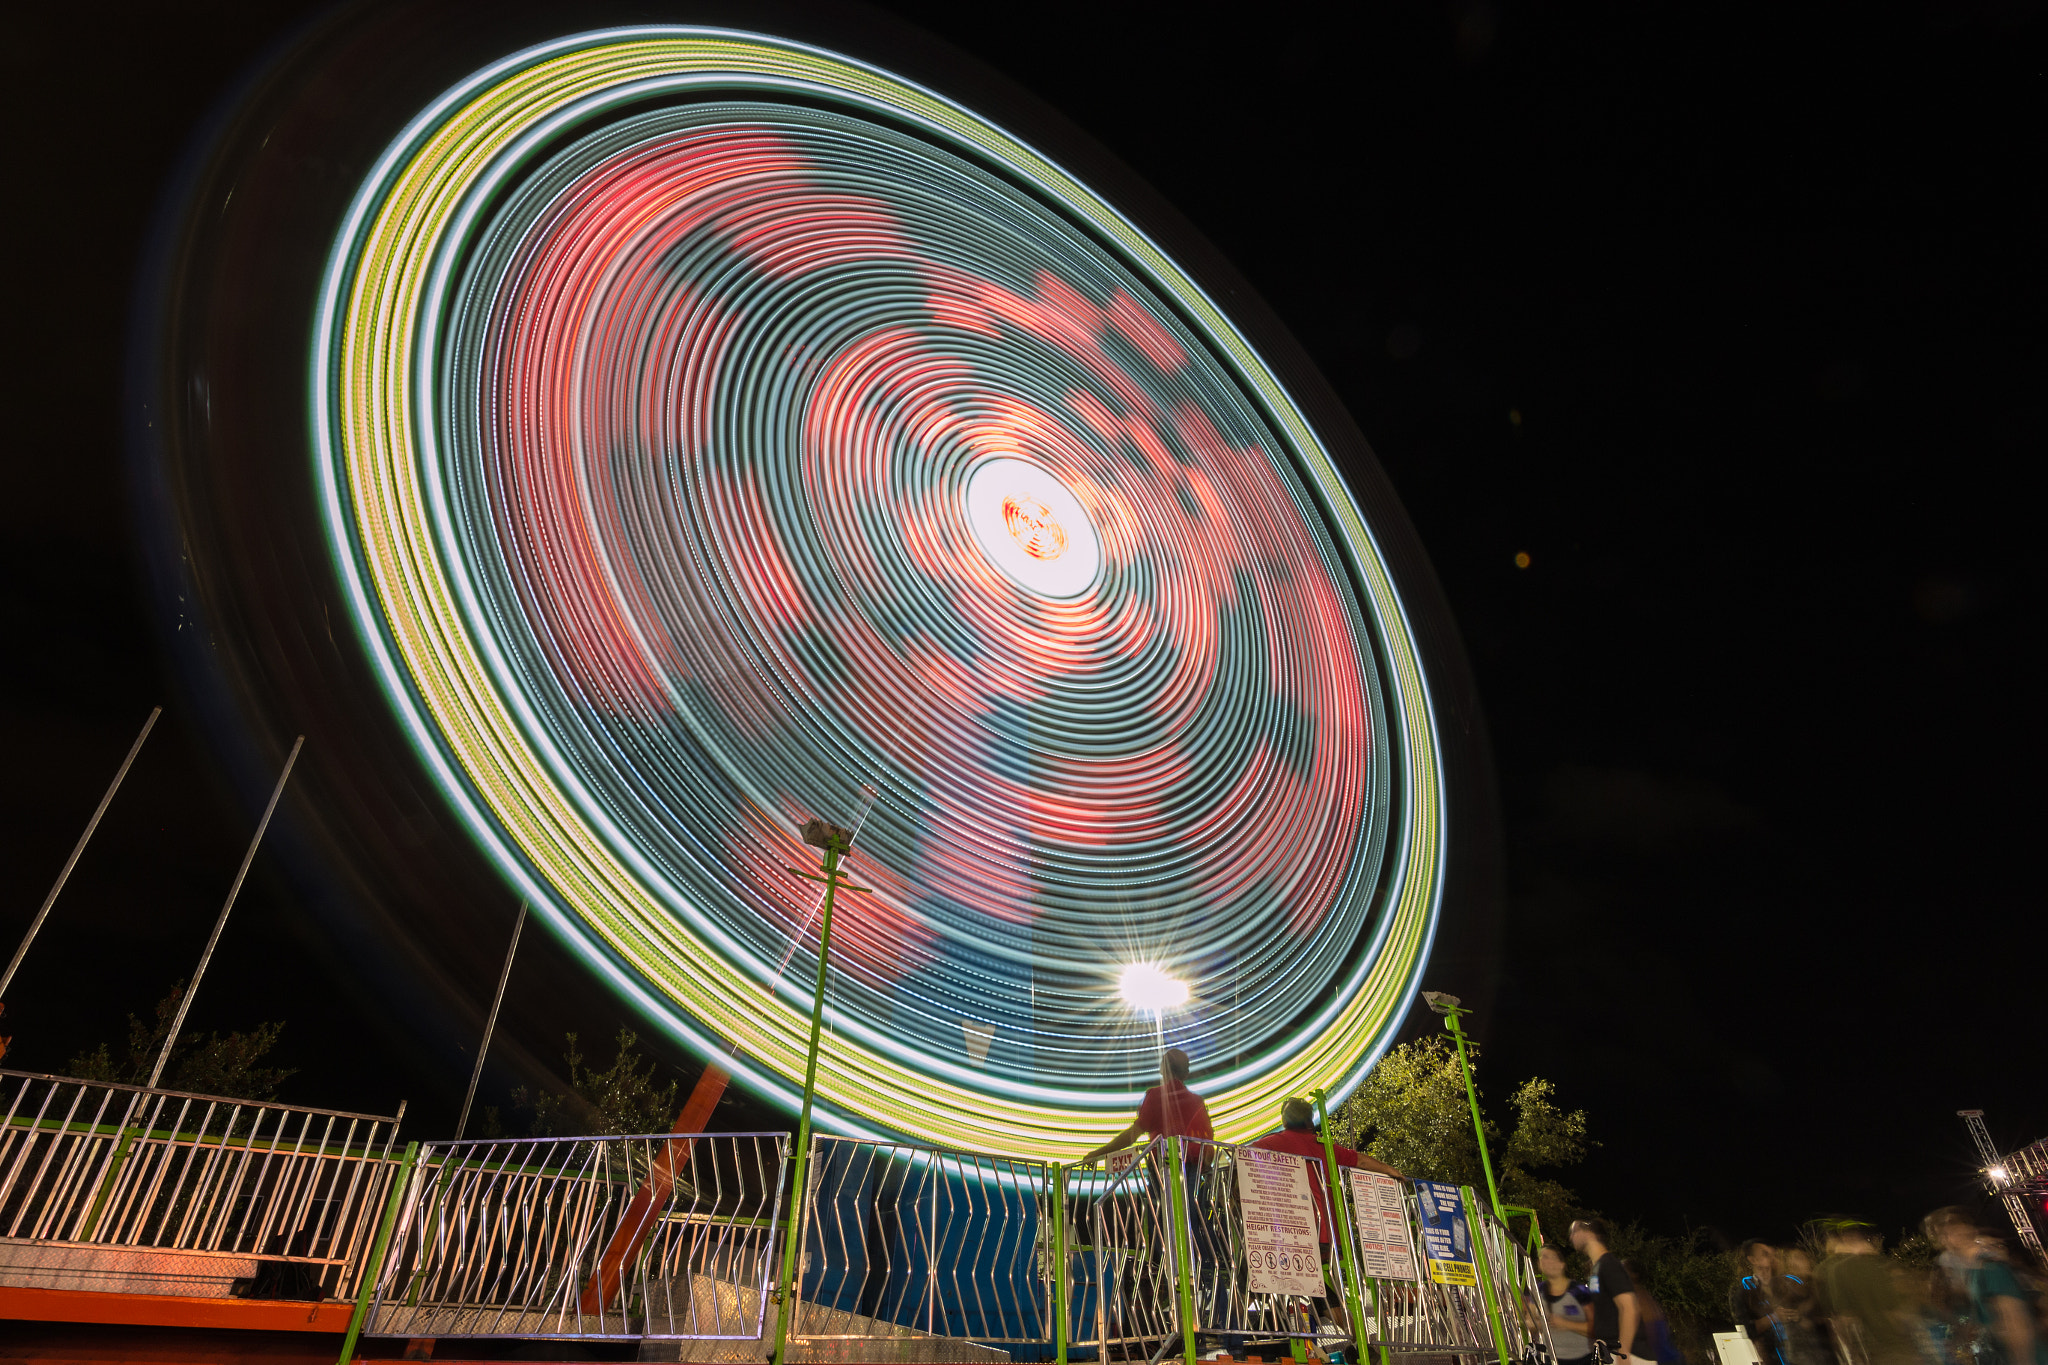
[1002,493,1068,560]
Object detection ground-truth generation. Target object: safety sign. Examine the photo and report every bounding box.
[1235,1146,1325,1297]
[1346,1169,1419,1281]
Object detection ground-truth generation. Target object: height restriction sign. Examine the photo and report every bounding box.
[1235,1147,1325,1297]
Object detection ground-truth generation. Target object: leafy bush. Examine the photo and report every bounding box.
[513,1028,681,1137]
[66,981,294,1101]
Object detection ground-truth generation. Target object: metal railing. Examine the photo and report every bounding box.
[0,1069,404,1300]
[364,1132,786,1339]
[795,1136,1054,1346]
[1344,1181,1513,1358]
[1475,1206,1550,1363]
[325,1123,1551,1362]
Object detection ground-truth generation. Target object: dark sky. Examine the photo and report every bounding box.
[2,0,2042,1252]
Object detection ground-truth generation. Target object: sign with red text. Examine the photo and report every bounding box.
[1236,1146,1324,1297]
[1346,1169,1418,1281]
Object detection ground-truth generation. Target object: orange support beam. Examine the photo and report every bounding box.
[576,1060,731,1313]
[0,1284,359,1332]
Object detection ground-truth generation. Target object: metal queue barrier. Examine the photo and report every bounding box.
[794,1137,1054,1350]
[1089,1137,1324,1353]
[0,1069,405,1302]
[363,1132,786,1340]
[1337,1176,1550,1364]
[1089,1137,1550,1365]
[341,1124,1548,1362]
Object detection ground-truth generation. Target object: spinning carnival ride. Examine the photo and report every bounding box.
[139,10,1471,1158]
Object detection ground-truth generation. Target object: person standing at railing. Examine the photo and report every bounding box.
[1079,1047,1214,1165]
[1250,1097,1403,1334]
[1080,1048,1224,1333]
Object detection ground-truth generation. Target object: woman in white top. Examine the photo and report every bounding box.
[1540,1243,1594,1361]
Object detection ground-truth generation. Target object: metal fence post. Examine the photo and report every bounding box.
[336,1141,419,1365]
[1052,1161,1070,1365]
[1459,1184,1513,1365]
[1311,1087,1373,1356]
[1163,1137,1198,1365]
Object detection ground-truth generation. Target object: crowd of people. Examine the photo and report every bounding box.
[1081,1050,2047,1365]
[1537,1212,2047,1365]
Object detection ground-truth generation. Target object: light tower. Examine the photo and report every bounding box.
[1957,1109,2047,1267]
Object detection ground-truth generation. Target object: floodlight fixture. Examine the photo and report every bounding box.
[1119,963,1189,1014]
[801,817,855,850]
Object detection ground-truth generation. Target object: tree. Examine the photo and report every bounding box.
[1328,1035,1590,1245]
[513,1028,681,1137]
[67,981,296,1102]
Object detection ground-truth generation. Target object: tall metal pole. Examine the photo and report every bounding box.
[1423,992,1505,1221]
[455,901,526,1141]
[149,735,303,1090]
[771,819,868,1365]
[1,706,161,1000]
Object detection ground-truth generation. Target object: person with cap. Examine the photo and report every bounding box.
[1251,1097,1403,1333]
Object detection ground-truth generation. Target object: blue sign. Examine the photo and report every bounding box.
[1414,1180,1476,1286]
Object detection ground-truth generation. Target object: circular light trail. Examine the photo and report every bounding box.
[312,26,1446,1156]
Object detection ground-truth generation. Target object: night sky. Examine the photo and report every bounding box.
[3,0,2042,1252]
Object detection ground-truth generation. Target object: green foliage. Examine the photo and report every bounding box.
[66,981,295,1101]
[1610,1222,1740,1355]
[513,1028,681,1137]
[1892,1231,1938,1270]
[1328,1034,1494,1189]
[1328,1032,1768,1359]
[1328,1035,1592,1247]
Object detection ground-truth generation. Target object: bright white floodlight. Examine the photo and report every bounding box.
[1991,1165,2010,1184]
[1119,963,1189,1014]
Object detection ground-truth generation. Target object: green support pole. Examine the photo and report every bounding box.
[1163,1136,1199,1365]
[80,1119,139,1241]
[1053,1161,1070,1365]
[1460,1183,1515,1365]
[1436,1002,1505,1223]
[1503,1204,1542,1258]
[1310,1087,1373,1361]
[336,1141,419,1365]
[771,837,847,1365]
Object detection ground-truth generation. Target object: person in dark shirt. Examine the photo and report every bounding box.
[1250,1097,1403,1335]
[1732,1241,1795,1365]
[1623,1258,1682,1364]
[1570,1218,1651,1364]
[1730,1240,1826,1365]
[1080,1047,1212,1163]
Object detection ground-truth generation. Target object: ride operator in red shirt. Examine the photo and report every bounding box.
[1251,1096,1404,1334]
